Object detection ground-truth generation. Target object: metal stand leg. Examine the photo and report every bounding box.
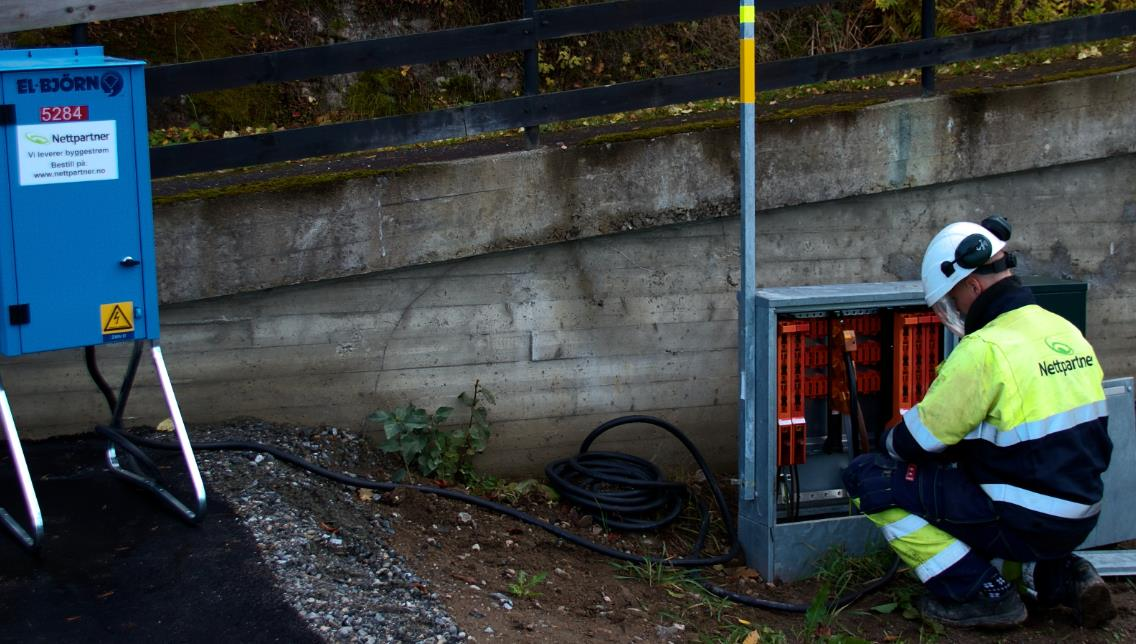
[103,340,206,523]
[0,370,44,551]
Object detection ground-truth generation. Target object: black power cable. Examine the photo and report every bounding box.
[100,414,897,613]
[845,350,863,456]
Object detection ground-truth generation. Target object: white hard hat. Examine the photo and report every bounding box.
[920,220,1008,307]
[921,217,1012,337]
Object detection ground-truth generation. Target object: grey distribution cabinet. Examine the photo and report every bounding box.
[736,280,1133,582]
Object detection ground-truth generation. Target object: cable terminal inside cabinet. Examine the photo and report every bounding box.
[774,306,942,522]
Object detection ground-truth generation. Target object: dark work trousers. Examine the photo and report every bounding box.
[843,453,1090,602]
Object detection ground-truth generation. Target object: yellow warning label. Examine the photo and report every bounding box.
[101,302,135,336]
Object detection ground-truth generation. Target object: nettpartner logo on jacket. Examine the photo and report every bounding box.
[1038,336,1094,377]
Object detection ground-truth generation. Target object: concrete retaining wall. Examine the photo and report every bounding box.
[4,69,1135,476]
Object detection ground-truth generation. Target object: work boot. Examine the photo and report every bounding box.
[918,591,1027,628]
[1061,557,1116,628]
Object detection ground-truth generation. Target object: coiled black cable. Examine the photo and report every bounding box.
[546,451,687,531]
[98,415,896,613]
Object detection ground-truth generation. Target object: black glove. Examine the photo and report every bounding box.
[842,453,899,514]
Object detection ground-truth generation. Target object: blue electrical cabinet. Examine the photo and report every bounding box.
[0,47,203,552]
[0,46,158,356]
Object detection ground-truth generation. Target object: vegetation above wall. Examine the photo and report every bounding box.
[6,0,1134,146]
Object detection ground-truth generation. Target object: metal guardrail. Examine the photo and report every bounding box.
[141,0,1136,178]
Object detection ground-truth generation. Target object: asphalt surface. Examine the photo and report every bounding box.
[0,434,318,644]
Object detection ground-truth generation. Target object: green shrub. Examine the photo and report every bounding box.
[368,381,494,482]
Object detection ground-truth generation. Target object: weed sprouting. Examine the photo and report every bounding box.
[613,557,684,589]
[507,570,548,599]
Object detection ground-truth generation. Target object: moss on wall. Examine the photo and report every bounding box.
[577,100,888,146]
[950,63,1136,97]
[153,166,413,206]
[343,70,431,119]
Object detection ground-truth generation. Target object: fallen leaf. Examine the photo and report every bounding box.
[871,602,898,614]
[1077,45,1102,60]
[734,567,761,580]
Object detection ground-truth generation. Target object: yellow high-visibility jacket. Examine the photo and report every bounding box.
[888,291,1111,541]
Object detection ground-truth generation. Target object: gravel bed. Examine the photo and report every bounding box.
[187,420,466,643]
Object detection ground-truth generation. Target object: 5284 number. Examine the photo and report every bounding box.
[39,105,89,122]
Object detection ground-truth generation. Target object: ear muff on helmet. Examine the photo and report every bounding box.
[938,216,1016,277]
[980,215,1011,242]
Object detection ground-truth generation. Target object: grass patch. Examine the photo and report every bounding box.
[612,559,739,632]
[792,547,898,643]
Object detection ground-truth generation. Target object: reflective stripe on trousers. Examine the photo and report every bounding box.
[860,505,971,583]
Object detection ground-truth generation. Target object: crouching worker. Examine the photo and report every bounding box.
[843,217,1115,628]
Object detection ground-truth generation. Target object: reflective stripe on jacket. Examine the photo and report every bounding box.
[888,303,1112,536]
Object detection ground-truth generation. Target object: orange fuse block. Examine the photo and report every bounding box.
[891,312,942,426]
[776,320,810,466]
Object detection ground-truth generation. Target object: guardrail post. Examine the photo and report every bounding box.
[738,0,758,502]
[921,0,936,95]
[523,0,541,147]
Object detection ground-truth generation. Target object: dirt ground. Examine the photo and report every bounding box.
[271,423,1136,644]
[246,51,1136,642]
[383,483,1135,643]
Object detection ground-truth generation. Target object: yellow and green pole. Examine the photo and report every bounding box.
[738,0,758,502]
